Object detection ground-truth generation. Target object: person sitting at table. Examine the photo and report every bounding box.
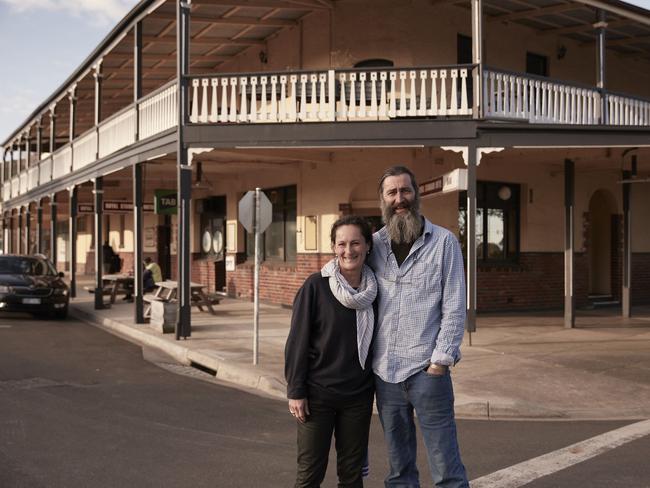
[143,267,156,293]
[144,257,163,284]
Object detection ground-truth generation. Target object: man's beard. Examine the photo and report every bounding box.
[381,198,422,244]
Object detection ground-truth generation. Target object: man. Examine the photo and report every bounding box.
[102,240,119,274]
[369,165,468,488]
[144,257,163,284]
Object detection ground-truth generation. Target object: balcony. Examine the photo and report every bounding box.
[3,65,650,202]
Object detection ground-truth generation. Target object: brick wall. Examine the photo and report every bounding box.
[226,253,333,306]
[632,253,650,305]
[224,252,593,311]
[191,255,217,293]
[477,252,589,312]
[79,250,649,310]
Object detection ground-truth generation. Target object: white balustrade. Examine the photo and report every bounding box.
[139,84,178,139]
[52,145,72,179]
[28,166,39,190]
[192,70,337,124]
[190,68,473,124]
[98,107,136,158]
[607,94,650,126]
[483,69,602,124]
[39,158,52,184]
[19,173,27,194]
[11,177,19,197]
[73,129,98,170]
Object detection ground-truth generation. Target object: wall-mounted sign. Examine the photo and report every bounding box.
[419,169,468,199]
[78,202,154,213]
[225,254,236,272]
[154,190,177,215]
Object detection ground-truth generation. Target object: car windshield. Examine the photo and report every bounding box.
[0,257,56,276]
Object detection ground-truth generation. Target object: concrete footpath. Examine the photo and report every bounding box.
[69,293,650,420]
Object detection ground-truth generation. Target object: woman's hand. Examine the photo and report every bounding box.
[288,398,310,423]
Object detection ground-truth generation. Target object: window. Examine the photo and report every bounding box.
[526,52,548,77]
[457,34,473,106]
[458,181,520,263]
[354,59,394,68]
[198,197,226,260]
[246,185,296,262]
[457,34,472,65]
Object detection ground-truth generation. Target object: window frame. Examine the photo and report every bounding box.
[459,181,521,265]
[245,185,297,263]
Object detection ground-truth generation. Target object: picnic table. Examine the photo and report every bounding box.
[85,273,134,304]
[143,280,217,319]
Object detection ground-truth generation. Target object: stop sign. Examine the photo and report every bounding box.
[238,190,272,233]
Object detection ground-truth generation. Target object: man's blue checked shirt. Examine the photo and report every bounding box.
[369,218,467,383]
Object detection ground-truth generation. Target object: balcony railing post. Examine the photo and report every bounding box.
[36,116,43,162]
[68,85,77,173]
[472,0,483,118]
[49,105,56,160]
[94,61,103,159]
[595,9,608,124]
[328,70,335,121]
[134,20,143,142]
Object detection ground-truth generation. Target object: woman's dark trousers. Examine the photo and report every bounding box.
[295,391,373,488]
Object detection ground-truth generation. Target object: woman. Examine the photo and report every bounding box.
[285,215,377,488]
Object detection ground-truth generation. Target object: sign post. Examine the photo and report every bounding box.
[238,189,272,365]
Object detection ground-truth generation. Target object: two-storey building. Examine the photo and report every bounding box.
[2,0,650,337]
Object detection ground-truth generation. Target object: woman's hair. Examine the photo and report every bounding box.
[330,215,373,253]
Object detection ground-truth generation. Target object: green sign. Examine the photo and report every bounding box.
[154,190,177,215]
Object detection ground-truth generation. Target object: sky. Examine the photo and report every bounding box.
[1,0,650,143]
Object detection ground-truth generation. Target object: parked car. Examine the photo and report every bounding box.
[0,254,69,319]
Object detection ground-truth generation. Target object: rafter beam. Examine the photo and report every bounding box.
[151,12,297,27]
[538,18,632,35]
[582,34,650,46]
[492,3,580,22]
[142,35,265,46]
[192,0,328,8]
[103,52,235,63]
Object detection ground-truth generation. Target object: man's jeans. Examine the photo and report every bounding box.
[375,370,468,488]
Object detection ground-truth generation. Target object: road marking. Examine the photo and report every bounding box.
[470,419,650,488]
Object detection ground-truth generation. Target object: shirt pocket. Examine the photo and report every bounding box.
[410,257,442,294]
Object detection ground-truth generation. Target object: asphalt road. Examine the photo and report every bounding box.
[1,313,649,487]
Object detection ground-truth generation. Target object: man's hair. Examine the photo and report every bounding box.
[144,257,152,264]
[378,165,420,200]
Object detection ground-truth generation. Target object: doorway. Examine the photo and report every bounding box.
[157,216,172,280]
[587,189,618,296]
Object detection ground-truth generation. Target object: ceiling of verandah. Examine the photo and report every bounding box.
[448,0,650,60]
[70,0,332,131]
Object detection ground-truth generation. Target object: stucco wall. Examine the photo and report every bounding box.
[218,0,650,100]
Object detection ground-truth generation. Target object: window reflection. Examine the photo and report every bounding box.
[458,182,519,263]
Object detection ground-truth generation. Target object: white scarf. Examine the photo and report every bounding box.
[321,258,377,369]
